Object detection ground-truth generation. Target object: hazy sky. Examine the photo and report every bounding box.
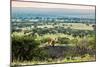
[12,1,95,10]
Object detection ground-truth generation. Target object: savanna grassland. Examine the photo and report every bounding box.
[11,21,96,66]
[11,1,96,66]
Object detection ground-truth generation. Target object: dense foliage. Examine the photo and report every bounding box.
[12,35,41,61]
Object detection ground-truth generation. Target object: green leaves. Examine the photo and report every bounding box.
[12,35,41,61]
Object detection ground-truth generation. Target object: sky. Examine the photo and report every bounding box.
[12,1,95,10]
[12,1,95,19]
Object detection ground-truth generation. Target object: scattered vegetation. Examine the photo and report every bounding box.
[11,22,96,66]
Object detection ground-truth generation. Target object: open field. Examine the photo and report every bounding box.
[12,22,95,31]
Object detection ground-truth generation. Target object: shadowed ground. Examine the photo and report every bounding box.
[40,46,75,58]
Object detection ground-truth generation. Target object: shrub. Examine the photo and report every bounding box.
[12,35,41,61]
[87,36,96,55]
[71,38,78,46]
[32,48,49,61]
[74,37,96,56]
[58,37,70,44]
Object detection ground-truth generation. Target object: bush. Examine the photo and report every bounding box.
[32,48,49,61]
[71,38,78,46]
[75,39,89,56]
[12,35,41,61]
[88,36,96,55]
[74,37,96,56]
[58,37,70,44]
[41,37,49,43]
[88,36,96,50]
